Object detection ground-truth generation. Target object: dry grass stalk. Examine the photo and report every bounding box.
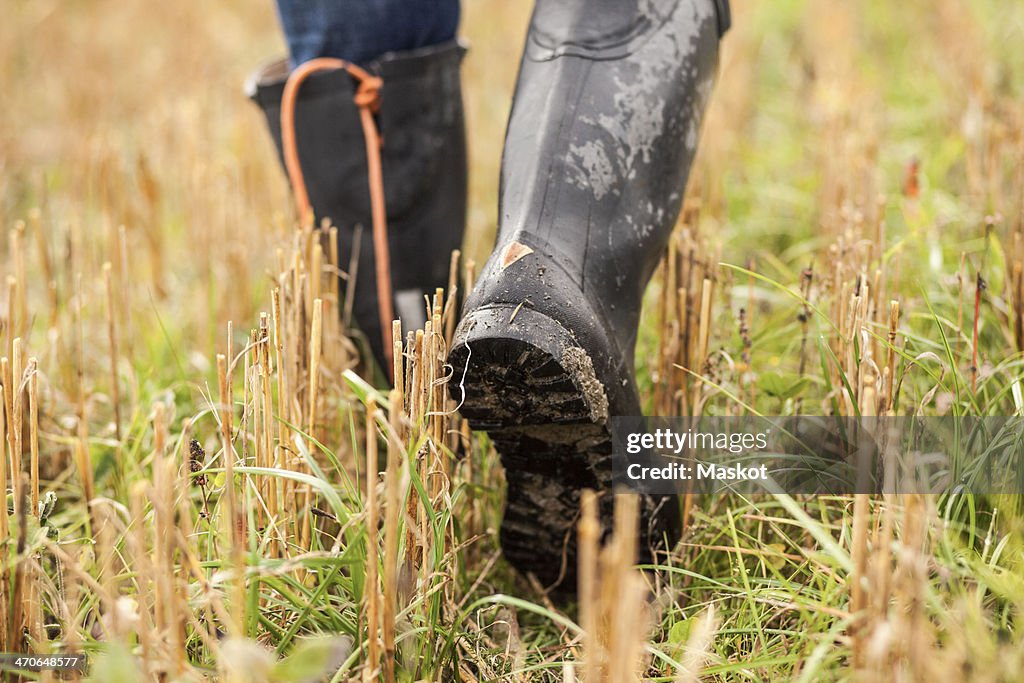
[411,329,424,423]
[605,495,646,683]
[416,321,431,581]
[577,493,651,682]
[28,358,39,516]
[578,490,601,681]
[11,339,23,507]
[1008,212,1024,352]
[10,474,29,650]
[24,547,43,652]
[693,278,714,411]
[92,501,127,641]
[175,423,210,672]
[429,291,449,490]
[797,266,814,383]
[405,330,424,569]
[0,380,7,652]
[971,271,984,393]
[365,398,381,681]
[292,252,308,421]
[382,387,403,683]
[152,401,184,672]
[883,301,900,414]
[655,233,680,414]
[954,251,967,366]
[738,266,755,407]
[59,545,84,683]
[226,320,235,418]
[445,250,461,345]
[127,480,158,673]
[649,229,720,533]
[310,243,323,321]
[893,494,932,678]
[0,361,7,542]
[4,277,16,363]
[258,314,278,541]
[271,286,295,540]
[870,497,895,652]
[850,492,871,668]
[392,320,404,398]
[654,226,720,419]
[10,225,28,343]
[1013,261,1023,352]
[244,329,259,526]
[117,224,134,356]
[74,271,89,451]
[28,209,58,328]
[217,352,245,637]
[103,262,122,444]
[301,298,323,551]
[73,435,95,520]
[1,357,11,504]
[403,331,414,418]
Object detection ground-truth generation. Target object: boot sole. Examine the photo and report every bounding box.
[449,304,614,590]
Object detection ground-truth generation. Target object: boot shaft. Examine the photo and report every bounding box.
[247,41,468,371]
[497,0,724,351]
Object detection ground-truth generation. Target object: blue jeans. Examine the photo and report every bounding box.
[275,0,460,67]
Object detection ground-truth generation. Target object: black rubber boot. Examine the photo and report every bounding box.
[247,41,468,374]
[449,0,728,591]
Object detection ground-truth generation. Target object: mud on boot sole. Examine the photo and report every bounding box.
[448,304,618,590]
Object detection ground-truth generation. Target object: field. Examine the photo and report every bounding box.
[2,0,1024,680]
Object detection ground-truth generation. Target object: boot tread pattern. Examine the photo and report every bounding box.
[450,332,611,589]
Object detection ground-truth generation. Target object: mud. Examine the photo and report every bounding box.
[560,345,610,424]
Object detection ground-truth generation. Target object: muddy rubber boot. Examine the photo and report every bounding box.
[247,41,467,375]
[448,0,728,591]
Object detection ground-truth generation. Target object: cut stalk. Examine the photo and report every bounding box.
[850,492,870,668]
[444,250,460,345]
[5,278,16,362]
[0,359,7,652]
[971,271,984,393]
[217,353,244,637]
[301,298,323,551]
[11,340,23,507]
[382,388,403,683]
[11,226,27,341]
[28,360,39,516]
[578,490,600,681]
[1,357,12,522]
[392,320,404,398]
[365,399,381,679]
[103,263,122,445]
[885,301,900,413]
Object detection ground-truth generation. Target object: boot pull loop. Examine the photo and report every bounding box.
[280,58,396,383]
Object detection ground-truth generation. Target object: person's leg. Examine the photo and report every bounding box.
[450,0,729,592]
[275,0,460,66]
